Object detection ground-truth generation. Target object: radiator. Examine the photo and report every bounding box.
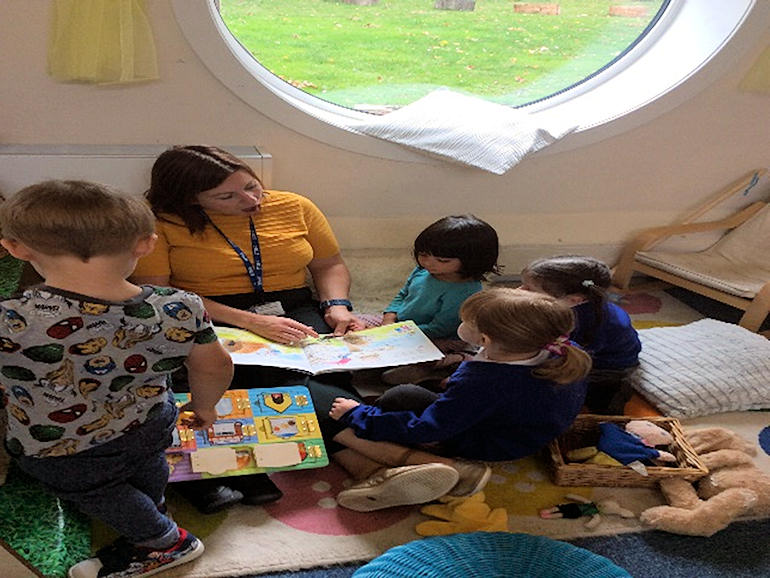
[0,144,272,197]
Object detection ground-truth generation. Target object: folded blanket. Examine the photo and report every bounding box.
[346,89,577,174]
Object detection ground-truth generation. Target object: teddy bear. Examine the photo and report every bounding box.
[639,426,770,537]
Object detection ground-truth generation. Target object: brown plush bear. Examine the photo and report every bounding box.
[639,427,770,537]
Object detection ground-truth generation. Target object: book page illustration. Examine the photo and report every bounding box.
[215,321,443,374]
[300,321,443,373]
[216,327,313,372]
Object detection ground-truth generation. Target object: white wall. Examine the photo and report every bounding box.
[2,0,770,271]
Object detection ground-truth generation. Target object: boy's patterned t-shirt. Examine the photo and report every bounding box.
[0,285,218,458]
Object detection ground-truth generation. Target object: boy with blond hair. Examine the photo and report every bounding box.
[0,180,233,578]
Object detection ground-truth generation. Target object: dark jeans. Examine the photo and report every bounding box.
[375,383,439,413]
[16,396,178,547]
[371,384,451,456]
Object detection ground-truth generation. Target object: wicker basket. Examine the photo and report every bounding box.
[546,415,708,488]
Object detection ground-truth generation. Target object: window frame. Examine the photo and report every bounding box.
[172,0,766,163]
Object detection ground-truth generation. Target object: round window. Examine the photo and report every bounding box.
[218,0,667,113]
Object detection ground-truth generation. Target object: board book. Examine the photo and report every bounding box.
[215,320,443,373]
[166,386,327,482]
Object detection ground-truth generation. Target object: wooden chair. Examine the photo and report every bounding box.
[613,169,770,332]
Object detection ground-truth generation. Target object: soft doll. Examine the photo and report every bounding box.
[597,421,677,464]
[539,493,635,529]
[567,420,677,475]
[625,420,674,447]
[640,427,770,537]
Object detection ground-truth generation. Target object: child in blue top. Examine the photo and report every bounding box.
[520,255,642,414]
[0,181,234,578]
[331,287,591,468]
[381,215,500,385]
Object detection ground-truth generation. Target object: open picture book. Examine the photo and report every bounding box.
[215,320,443,373]
[167,386,327,482]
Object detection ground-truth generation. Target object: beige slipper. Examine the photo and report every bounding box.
[336,463,459,512]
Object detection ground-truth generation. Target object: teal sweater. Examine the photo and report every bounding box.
[385,267,481,339]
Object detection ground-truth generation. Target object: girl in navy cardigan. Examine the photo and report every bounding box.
[329,288,591,510]
[520,255,642,414]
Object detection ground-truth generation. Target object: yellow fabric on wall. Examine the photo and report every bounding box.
[48,0,158,84]
[739,45,770,94]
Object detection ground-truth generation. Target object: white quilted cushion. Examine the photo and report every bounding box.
[635,203,770,298]
[346,89,577,174]
[631,318,770,418]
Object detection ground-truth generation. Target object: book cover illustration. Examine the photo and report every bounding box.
[166,386,328,482]
[215,320,443,373]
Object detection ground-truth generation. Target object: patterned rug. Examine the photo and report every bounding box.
[0,290,737,577]
[155,410,770,578]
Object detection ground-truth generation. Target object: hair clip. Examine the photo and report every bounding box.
[544,334,570,357]
[581,280,595,288]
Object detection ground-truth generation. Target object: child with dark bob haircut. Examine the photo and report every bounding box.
[0,180,233,578]
[412,214,501,283]
[381,215,501,385]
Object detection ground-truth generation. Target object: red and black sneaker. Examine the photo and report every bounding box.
[68,528,204,578]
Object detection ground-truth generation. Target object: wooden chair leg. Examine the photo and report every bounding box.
[738,283,770,332]
[611,254,637,290]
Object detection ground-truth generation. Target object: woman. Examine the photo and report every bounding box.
[132,145,366,513]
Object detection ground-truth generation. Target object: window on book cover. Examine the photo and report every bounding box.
[216,0,668,113]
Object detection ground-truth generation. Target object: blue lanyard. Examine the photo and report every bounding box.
[205,215,263,294]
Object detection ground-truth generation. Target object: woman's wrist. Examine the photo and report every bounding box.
[319,298,353,312]
[230,308,263,330]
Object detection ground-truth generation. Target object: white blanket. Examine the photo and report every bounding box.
[346,89,577,174]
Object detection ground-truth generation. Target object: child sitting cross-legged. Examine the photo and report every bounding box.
[379,214,501,387]
[0,181,234,578]
[329,287,591,511]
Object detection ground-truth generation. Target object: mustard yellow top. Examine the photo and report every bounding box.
[134,190,340,296]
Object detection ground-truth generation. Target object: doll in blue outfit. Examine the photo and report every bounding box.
[380,215,500,386]
[329,288,591,511]
[520,255,642,415]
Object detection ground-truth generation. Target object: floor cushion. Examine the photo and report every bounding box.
[630,319,770,418]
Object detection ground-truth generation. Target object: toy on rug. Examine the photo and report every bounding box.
[415,492,508,536]
[566,420,677,476]
[640,427,770,537]
[539,493,635,529]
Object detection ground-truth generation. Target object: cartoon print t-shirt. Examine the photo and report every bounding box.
[0,285,217,458]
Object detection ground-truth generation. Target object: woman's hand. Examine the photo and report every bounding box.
[307,254,365,335]
[244,313,319,345]
[324,306,367,336]
[329,397,361,420]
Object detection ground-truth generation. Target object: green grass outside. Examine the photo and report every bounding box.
[219,0,665,108]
